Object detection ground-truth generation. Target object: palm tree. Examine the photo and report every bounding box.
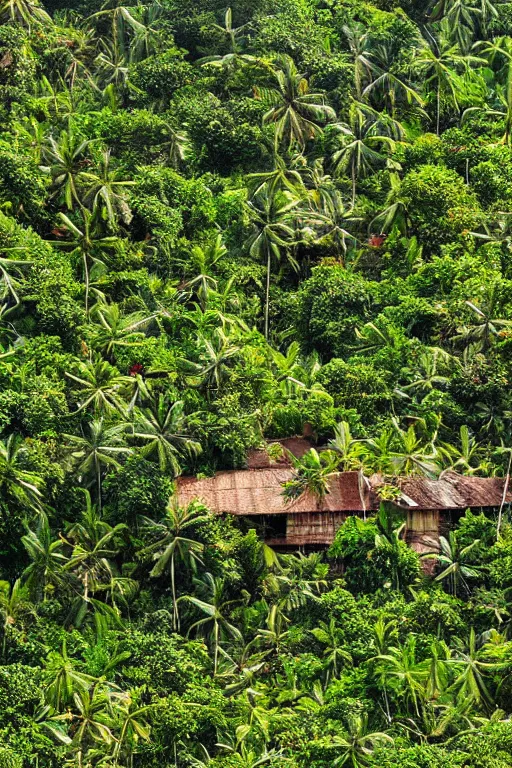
[331,102,399,206]
[400,348,454,397]
[342,23,379,99]
[63,419,132,510]
[50,209,121,316]
[181,235,227,310]
[389,422,440,478]
[132,395,201,475]
[322,713,393,767]
[63,491,129,630]
[363,43,424,116]
[311,618,353,682]
[417,40,481,135]
[439,425,484,474]
[43,641,96,711]
[281,448,339,508]
[305,172,359,261]
[429,0,498,49]
[139,501,209,630]
[41,126,92,211]
[454,284,512,352]
[448,627,501,711]
[0,434,43,511]
[246,185,299,338]
[376,636,428,718]
[247,152,306,197]
[195,328,241,395]
[183,572,243,673]
[66,357,132,415]
[90,301,156,363]
[21,512,68,602]
[328,421,368,471]
[374,503,408,590]
[369,172,411,235]
[82,150,136,227]
[0,578,33,657]
[0,249,32,306]
[422,531,484,595]
[199,7,255,71]
[68,684,116,767]
[0,0,50,26]
[463,44,512,144]
[112,693,152,767]
[255,55,336,150]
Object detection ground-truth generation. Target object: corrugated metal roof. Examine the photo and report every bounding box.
[177,469,512,515]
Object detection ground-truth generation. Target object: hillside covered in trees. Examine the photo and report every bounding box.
[5,0,512,765]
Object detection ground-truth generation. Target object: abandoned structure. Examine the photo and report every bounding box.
[177,439,512,554]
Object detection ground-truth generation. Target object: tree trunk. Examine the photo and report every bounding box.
[264,249,271,340]
[436,84,441,136]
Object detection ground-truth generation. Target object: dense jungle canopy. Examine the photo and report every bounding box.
[5,0,512,765]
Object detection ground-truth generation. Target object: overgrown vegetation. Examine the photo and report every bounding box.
[3,0,512,764]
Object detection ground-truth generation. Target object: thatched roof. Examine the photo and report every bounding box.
[177,468,511,516]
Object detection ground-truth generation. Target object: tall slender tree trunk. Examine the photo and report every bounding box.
[351,164,357,209]
[497,450,512,539]
[436,83,441,136]
[264,249,271,340]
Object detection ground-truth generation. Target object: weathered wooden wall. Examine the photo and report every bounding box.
[405,509,440,574]
[285,512,349,546]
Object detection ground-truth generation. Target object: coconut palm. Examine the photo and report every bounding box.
[82,150,136,227]
[0,578,34,657]
[90,301,156,363]
[422,531,484,595]
[376,636,428,718]
[181,235,227,310]
[112,693,152,766]
[43,641,96,711]
[0,250,32,306]
[401,348,455,397]
[132,395,201,475]
[0,0,50,26]
[21,512,68,602]
[363,43,424,116]
[63,419,132,510]
[342,23,379,98]
[439,425,484,474]
[331,102,399,206]
[389,422,440,478]
[66,357,132,415]
[246,184,299,338]
[454,283,512,352]
[311,618,353,682]
[50,209,122,316]
[139,501,209,630]
[281,448,339,508]
[195,328,241,394]
[417,40,482,134]
[0,434,43,511]
[199,7,255,71]
[321,713,393,767]
[448,627,502,711]
[183,572,243,673]
[255,55,336,150]
[41,126,92,211]
[463,43,512,144]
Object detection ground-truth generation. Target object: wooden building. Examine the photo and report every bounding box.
[177,440,512,553]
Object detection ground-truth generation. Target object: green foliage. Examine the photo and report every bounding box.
[1,1,512,766]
